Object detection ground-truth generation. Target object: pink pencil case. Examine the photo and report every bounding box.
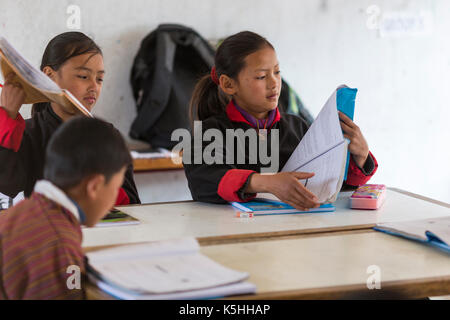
[350,184,386,210]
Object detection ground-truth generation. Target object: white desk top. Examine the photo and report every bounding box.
[200,231,450,298]
[82,189,450,248]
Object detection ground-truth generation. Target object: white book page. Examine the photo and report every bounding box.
[0,37,61,93]
[89,273,256,300]
[90,252,249,294]
[378,217,450,245]
[297,141,348,203]
[282,88,344,172]
[86,237,199,264]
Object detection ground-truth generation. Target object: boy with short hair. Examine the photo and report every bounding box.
[0,116,131,299]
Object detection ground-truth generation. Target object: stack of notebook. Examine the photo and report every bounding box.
[87,237,256,299]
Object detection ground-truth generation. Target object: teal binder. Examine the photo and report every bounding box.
[231,198,335,216]
[336,87,357,181]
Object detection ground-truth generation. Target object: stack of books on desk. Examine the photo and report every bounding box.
[86,237,256,299]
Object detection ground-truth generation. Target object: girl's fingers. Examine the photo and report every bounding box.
[293,185,319,208]
[340,120,354,135]
[5,73,15,81]
[338,112,356,128]
[295,183,319,202]
[343,134,353,141]
[284,199,308,211]
[291,171,314,180]
[285,188,313,209]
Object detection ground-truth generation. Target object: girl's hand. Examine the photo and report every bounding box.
[339,112,369,168]
[0,73,26,119]
[248,172,320,211]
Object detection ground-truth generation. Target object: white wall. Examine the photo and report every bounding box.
[1,0,449,203]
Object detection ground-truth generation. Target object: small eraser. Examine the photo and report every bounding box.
[236,212,254,218]
[350,184,386,210]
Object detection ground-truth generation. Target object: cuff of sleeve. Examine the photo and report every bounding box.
[237,172,257,201]
[345,151,378,186]
[218,169,257,202]
[0,107,25,152]
[115,188,130,206]
[358,153,376,176]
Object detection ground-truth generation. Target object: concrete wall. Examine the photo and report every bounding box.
[1,0,449,203]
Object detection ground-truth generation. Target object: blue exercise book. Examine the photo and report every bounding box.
[231,198,335,216]
[336,86,357,181]
[374,217,450,254]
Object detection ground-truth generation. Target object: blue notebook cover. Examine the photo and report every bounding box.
[373,227,450,254]
[336,87,357,181]
[231,198,335,216]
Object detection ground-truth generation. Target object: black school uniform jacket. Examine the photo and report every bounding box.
[0,103,140,204]
[183,101,378,204]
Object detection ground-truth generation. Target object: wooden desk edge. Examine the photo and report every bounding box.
[133,157,183,172]
[388,187,450,208]
[86,273,450,300]
[227,275,450,300]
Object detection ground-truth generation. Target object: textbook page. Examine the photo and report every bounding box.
[282,88,344,172]
[282,87,347,203]
[87,238,249,294]
[0,37,61,93]
[89,273,256,300]
[0,37,92,117]
[298,140,348,203]
[87,237,199,263]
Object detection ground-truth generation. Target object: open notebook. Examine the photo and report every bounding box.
[282,85,357,204]
[0,37,92,117]
[86,238,256,299]
[374,216,450,253]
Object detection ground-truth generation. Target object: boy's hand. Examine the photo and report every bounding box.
[1,73,26,119]
[339,111,369,168]
[264,172,320,211]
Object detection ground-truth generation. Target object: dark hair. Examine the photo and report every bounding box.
[189,31,274,122]
[32,32,102,116]
[44,117,131,191]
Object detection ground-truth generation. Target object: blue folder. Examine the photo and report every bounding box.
[336,87,357,181]
[231,198,335,216]
[373,227,450,254]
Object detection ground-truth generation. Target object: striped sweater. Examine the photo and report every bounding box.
[0,192,85,299]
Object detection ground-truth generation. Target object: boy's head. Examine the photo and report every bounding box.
[44,116,131,227]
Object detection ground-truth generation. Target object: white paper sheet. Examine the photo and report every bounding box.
[282,86,347,203]
[87,238,249,294]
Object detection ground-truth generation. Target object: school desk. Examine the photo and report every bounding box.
[82,188,450,248]
[132,155,191,203]
[85,229,450,300]
[133,156,183,172]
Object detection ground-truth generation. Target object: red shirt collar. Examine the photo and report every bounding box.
[225,100,281,128]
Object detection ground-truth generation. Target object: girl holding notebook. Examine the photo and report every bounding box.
[0,32,140,205]
[184,31,378,211]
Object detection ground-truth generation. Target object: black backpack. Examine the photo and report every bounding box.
[129,24,215,149]
[130,24,314,149]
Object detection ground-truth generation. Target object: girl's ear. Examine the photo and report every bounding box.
[42,66,56,80]
[219,75,237,96]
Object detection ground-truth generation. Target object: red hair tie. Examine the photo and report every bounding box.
[210,66,219,85]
